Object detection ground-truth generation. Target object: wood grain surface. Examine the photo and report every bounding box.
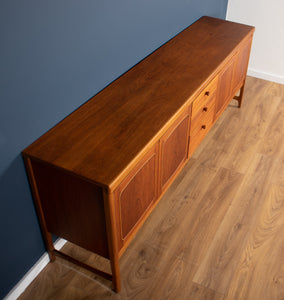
[22,17,254,190]
[19,77,284,299]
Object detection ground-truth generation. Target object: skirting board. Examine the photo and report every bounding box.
[4,238,67,300]
[248,68,284,85]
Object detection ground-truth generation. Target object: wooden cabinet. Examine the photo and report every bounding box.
[22,17,254,292]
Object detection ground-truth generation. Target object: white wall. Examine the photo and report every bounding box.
[226,0,284,84]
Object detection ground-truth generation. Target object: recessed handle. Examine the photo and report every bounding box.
[201,125,206,130]
[203,107,208,112]
[205,91,210,96]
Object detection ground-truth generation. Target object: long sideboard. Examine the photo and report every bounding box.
[22,16,255,292]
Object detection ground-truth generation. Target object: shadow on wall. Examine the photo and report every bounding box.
[0,155,45,298]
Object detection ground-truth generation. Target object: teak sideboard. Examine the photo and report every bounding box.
[22,16,255,292]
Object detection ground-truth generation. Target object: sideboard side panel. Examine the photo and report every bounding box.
[30,160,109,258]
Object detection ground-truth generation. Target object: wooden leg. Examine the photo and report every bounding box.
[238,84,245,108]
[23,157,56,261]
[233,80,246,108]
[103,189,121,292]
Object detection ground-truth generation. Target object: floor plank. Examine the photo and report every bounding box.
[18,77,284,300]
[225,184,284,300]
[192,154,276,294]
[257,95,284,160]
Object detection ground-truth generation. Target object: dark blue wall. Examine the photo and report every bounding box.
[0,0,228,297]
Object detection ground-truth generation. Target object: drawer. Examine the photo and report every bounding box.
[190,104,215,137]
[192,75,218,117]
[189,95,215,157]
[188,130,206,157]
[190,96,215,137]
[189,116,213,156]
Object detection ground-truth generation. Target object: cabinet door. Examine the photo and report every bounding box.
[232,39,252,91]
[160,108,191,193]
[215,56,236,119]
[115,144,159,244]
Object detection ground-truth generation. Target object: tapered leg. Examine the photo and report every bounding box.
[237,84,245,108]
[103,189,121,292]
[23,157,56,261]
[233,80,246,108]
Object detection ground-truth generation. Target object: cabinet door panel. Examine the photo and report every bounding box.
[232,40,252,91]
[116,145,158,241]
[160,109,190,192]
[215,56,235,118]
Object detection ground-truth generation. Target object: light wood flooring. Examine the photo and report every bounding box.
[19,77,284,300]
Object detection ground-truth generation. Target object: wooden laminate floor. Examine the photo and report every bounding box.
[19,77,284,300]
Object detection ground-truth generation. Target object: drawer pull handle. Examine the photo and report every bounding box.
[203,107,208,112]
[201,125,206,130]
[205,91,210,96]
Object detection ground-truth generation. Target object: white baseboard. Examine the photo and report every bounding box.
[4,238,67,300]
[248,68,284,85]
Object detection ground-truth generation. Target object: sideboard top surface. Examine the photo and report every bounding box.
[23,16,254,190]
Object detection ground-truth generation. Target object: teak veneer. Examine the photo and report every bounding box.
[22,16,254,292]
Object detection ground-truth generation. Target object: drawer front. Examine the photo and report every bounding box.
[192,75,218,117]
[189,131,207,157]
[189,95,216,156]
[191,95,215,137]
